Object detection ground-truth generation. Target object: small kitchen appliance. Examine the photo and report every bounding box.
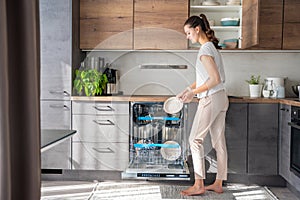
[103,68,119,95]
[122,102,190,180]
[265,77,286,98]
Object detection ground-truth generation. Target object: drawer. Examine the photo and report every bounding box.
[72,115,129,142]
[40,100,71,129]
[72,101,129,115]
[72,142,129,170]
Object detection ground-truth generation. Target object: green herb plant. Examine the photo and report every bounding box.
[245,75,261,85]
[73,69,108,96]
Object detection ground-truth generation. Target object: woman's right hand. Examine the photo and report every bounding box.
[176,87,192,101]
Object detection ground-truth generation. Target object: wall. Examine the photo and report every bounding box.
[86,51,300,97]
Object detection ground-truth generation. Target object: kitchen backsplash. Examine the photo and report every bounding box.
[86,51,300,97]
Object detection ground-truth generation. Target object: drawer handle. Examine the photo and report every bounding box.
[49,104,70,110]
[93,147,114,153]
[93,106,115,112]
[49,90,70,96]
[93,119,115,126]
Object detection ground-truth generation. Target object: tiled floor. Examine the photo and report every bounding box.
[41,180,300,200]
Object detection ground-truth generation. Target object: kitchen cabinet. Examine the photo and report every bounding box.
[279,104,291,179]
[79,0,188,50]
[40,0,79,170]
[251,0,300,50]
[134,0,188,49]
[72,101,130,170]
[187,102,248,175]
[80,0,133,50]
[248,103,278,175]
[283,0,300,49]
[248,0,283,50]
[189,0,259,49]
[225,103,248,174]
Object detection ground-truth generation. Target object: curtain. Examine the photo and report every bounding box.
[0,0,41,200]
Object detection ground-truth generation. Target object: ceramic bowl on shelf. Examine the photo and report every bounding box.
[224,38,238,48]
[202,1,220,6]
[220,18,240,26]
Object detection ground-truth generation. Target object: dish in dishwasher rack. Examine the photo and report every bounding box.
[160,141,181,161]
[163,97,183,114]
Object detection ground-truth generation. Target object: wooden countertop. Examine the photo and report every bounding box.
[71,95,300,107]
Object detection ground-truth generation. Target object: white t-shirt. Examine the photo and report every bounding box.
[195,42,226,98]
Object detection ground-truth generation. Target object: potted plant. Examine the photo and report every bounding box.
[73,69,108,96]
[246,75,262,97]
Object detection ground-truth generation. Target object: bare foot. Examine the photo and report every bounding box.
[205,184,223,193]
[180,185,205,196]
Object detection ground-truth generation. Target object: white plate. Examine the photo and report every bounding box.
[163,97,183,114]
[160,141,181,161]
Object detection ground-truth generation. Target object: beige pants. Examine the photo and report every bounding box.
[189,90,229,180]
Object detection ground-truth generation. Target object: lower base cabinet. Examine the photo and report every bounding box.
[248,103,278,175]
[72,101,130,171]
[40,100,72,169]
[225,103,248,174]
[205,103,279,177]
[72,142,129,170]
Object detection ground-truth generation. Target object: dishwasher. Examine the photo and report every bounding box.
[122,102,190,180]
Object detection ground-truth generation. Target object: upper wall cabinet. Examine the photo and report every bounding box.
[248,0,283,50]
[80,0,188,50]
[134,0,188,50]
[190,0,259,49]
[283,0,300,49]
[80,0,133,50]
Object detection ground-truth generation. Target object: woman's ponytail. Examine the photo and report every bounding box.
[200,14,221,49]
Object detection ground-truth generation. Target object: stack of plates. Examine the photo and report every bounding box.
[202,0,220,6]
[226,0,241,5]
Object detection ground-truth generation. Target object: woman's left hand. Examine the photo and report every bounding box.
[181,90,194,103]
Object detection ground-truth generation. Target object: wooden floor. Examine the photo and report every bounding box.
[40,180,300,200]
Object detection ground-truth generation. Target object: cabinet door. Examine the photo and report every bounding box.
[40,100,72,169]
[134,0,188,49]
[248,103,278,175]
[72,142,129,170]
[226,103,248,174]
[241,0,260,49]
[249,0,283,50]
[283,0,300,49]
[80,0,133,50]
[279,104,291,179]
[40,0,72,100]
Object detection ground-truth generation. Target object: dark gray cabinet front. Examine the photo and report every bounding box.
[279,104,291,179]
[248,103,279,175]
[226,103,248,174]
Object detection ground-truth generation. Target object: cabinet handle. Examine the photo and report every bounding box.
[93,119,115,126]
[93,106,115,112]
[49,90,70,97]
[288,122,300,129]
[92,147,114,153]
[280,108,289,112]
[49,104,70,110]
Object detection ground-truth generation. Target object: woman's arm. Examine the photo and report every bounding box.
[192,55,221,95]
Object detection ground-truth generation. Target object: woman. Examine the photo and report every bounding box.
[177,14,229,196]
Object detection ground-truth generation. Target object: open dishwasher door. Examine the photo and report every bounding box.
[122,102,190,180]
